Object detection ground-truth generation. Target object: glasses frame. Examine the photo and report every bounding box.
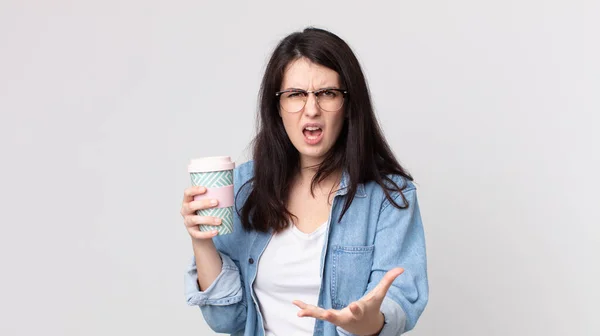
[275,88,348,113]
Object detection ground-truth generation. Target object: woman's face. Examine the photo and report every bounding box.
[279,57,345,168]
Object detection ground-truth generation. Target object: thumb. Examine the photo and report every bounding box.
[373,267,404,300]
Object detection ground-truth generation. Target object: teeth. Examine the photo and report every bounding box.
[304,126,321,131]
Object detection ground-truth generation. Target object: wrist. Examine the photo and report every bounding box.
[191,237,215,248]
[191,238,219,262]
[366,311,385,336]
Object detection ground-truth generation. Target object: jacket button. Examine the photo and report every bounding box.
[249,258,254,264]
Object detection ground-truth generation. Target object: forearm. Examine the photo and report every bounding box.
[185,248,247,334]
[192,239,223,291]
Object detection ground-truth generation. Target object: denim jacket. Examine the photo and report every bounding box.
[185,161,428,335]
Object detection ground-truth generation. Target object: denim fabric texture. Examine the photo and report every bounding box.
[185,161,429,335]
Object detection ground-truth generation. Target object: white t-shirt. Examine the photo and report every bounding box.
[253,221,328,336]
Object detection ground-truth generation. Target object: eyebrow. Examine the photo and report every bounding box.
[280,86,341,91]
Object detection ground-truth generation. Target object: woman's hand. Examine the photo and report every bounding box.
[181,186,222,240]
[181,185,225,290]
[293,268,404,336]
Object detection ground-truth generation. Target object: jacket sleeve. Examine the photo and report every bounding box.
[367,185,429,335]
[184,248,247,334]
[184,198,251,336]
[184,163,253,334]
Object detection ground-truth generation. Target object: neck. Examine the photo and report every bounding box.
[296,158,342,191]
[297,155,322,182]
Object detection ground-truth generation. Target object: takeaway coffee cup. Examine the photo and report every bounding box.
[188,156,235,235]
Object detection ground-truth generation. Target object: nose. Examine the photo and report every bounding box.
[303,92,321,117]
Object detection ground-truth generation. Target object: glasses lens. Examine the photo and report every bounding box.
[278,90,345,113]
[316,90,344,112]
[280,91,307,113]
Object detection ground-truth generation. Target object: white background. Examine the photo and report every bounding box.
[1,1,598,335]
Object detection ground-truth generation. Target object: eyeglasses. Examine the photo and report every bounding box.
[275,88,347,113]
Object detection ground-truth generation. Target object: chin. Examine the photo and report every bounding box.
[298,147,330,162]
[290,135,333,161]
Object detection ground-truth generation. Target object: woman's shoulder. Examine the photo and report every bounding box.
[385,173,416,192]
[355,173,415,210]
[364,173,417,195]
[234,160,254,184]
[362,174,418,214]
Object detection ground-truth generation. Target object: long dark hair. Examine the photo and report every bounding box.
[239,27,413,233]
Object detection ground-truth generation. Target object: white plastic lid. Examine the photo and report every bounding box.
[188,156,235,173]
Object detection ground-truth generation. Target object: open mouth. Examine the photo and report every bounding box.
[303,126,323,145]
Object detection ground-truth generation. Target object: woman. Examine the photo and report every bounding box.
[182,27,428,336]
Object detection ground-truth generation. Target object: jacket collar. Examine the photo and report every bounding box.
[336,170,366,198]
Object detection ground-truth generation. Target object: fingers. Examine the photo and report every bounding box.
[183,216,222,228]
[183,186,206,203]
[292,300,307,309]
[348,301,365,319]
[182,186,207,215]
[181,197,219,216]
[293,300,339,324]
[189,229,219,240]
[185,216,222,240]
[181,186,223,240]
[293,301,329,319]
[372,267,404,300]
